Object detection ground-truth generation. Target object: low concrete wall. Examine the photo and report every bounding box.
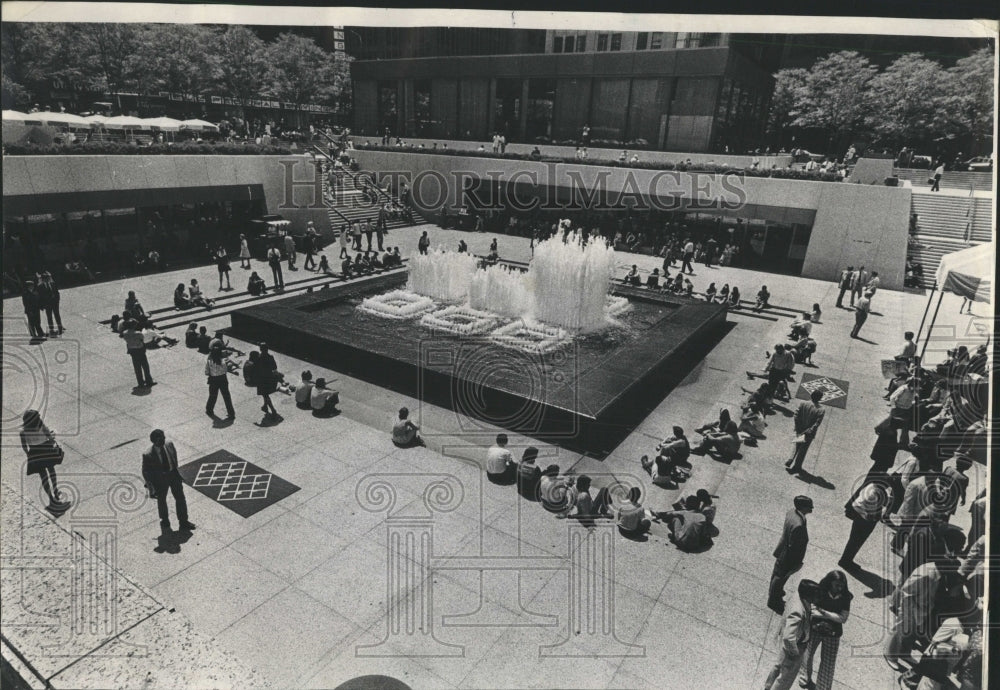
[2,155,331,239]
[354,136,792,169]
[352,148,911,289]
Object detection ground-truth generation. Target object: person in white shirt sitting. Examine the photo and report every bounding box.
[486,433,516,484]
[391,407,422,447]
[310,377,340,417]
[295,370,314,410]
[188,279,214,309]
[616,486,652,537]
[789,313,812,341]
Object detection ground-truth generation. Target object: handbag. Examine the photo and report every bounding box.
[39,438,65,465]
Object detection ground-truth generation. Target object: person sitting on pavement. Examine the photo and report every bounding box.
[791,335,817,365]
[174,283,192,309]
[696,408,732,435]
[295,370,314,410]
[753,285,771,312]
[247,271,268,296]
[657,494,712,551]
[692,420,742,460]
[739,399,768,442]
[196,326,212,354]
[310,377,340,416]
[392,407,422,447]
[623,265,641,287]
[517,446,542,499]
[645,269,660,289]
[789,313,812,340]
[616,486,652,536]
[641,426,692,484]
[188,279,213,309]
[184,322,199,348]
[563,475,611,520]
[486,433,517,484]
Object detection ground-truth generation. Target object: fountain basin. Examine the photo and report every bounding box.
[230,273,729,455]
[420,306,500,336]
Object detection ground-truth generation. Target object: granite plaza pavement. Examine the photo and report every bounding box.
[1,223,990,689]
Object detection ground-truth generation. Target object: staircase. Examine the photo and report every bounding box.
[312,146,424,236]
[907,190,994,288]
[893,168,994,191]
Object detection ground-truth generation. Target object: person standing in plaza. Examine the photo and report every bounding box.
[763,579,819,690]
[21,279,46,340]
[141,429,195,533]
[835,265,853,308]
[36,271,64,336]
[20,409,69,511]
[204,343,235,420]
[215,245,231,290]
[681,238,695,274]
[888,378,918,448]
[267,244,284,289]
[850,266,867,307]
[418,230,430,255]
[352,221,363,251]
[839,473,892,568]
[767,495,812,614]
[283,231,297,271]
[338,224,350,259]
[798,571,852,690]
[122,320,155,388]
[239,233,251,269]
[786,390,826,474]
[364,217,374,252]
[303,225,317,270]
[850,291,872,339]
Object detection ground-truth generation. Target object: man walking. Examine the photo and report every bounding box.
[303,225,317,270]
[835,265,853,308]
[364,218,374,252]
[930,162,944,192]
[767,495,812,614]
[122,320,155,388]
[205,342,236,419]
[267,245,284,289]
[141,429,195,533]
[786,390,826,474]
[850,291,872,339]
[21,279,46,339]
[283,232,297,271]
[681,238,695,274]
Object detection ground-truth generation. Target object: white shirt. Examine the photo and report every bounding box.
[890,385,915,410]
[486,446,513,474]
[684,242,694,254]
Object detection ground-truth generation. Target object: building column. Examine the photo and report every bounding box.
[487,78,497,135]
[518,79,530,142]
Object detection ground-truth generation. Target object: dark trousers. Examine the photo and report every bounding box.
[930,175,940,192]
[841,516,878,564]
[270,262,284,288]
[26,310,46,338]
[786,434,814,472]
[154,473,188,525]
[850,287,861,306]
[851,311,868,338]
[129,349,153,386]
[206,375,235,417]
[44,305,63,331]
[304,251,316,270]
[353,235,362,250]
[768,560,800,612]
[836,286,849,307]
[376,231,384,251]
[681,253,694,274]
[365,231,373,251]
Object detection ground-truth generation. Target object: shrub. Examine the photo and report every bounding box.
[4,140,295,156]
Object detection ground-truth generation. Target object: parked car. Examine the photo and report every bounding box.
[964,156,993,172]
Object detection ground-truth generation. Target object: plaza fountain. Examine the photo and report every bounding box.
[357,233,627,353]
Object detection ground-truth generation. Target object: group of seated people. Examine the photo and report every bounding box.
[109,290,178,347]
[341,248,403,277]
[174,279,214,310]
[477,433,718,550]
[293,370,341,417]
[620,264,749,308]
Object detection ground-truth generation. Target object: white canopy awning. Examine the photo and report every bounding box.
[935,242,994,303]
[180,119,218,131]
[143,117,183,131]
[2,110,29,122]
[32,112,92,128]
[103,115,152,130]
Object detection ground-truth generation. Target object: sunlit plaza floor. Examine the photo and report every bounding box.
[1,223,990,689]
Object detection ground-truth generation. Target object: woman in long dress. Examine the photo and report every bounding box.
[239,233,251,269]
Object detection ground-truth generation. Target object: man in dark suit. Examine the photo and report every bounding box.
[141,429,195,533]
[767,495,812,614]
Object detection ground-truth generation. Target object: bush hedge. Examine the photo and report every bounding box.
[353,143,843,182]
[4,141,295,156]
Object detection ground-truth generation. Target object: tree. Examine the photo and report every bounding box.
[2,23,99,108]
[89,24,143,109]
[866,53,948,151]
[209,26,269,116]
[133,24,214,96]
[766,68,808,150]
[790,51,878,154]
[941,47,994,155]
[265,32,348,126]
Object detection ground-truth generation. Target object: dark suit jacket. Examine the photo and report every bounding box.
[142,441,180,491]
[773,509,809,570]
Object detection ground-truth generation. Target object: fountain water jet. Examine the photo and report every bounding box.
[407,249,478,302]
[530,232,616,333]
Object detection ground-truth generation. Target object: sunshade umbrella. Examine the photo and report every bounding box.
[180,119,219,131]
[32,111,92,128]
[103,115,152,130]
[143,116,183,131]
[2,110,29,122]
